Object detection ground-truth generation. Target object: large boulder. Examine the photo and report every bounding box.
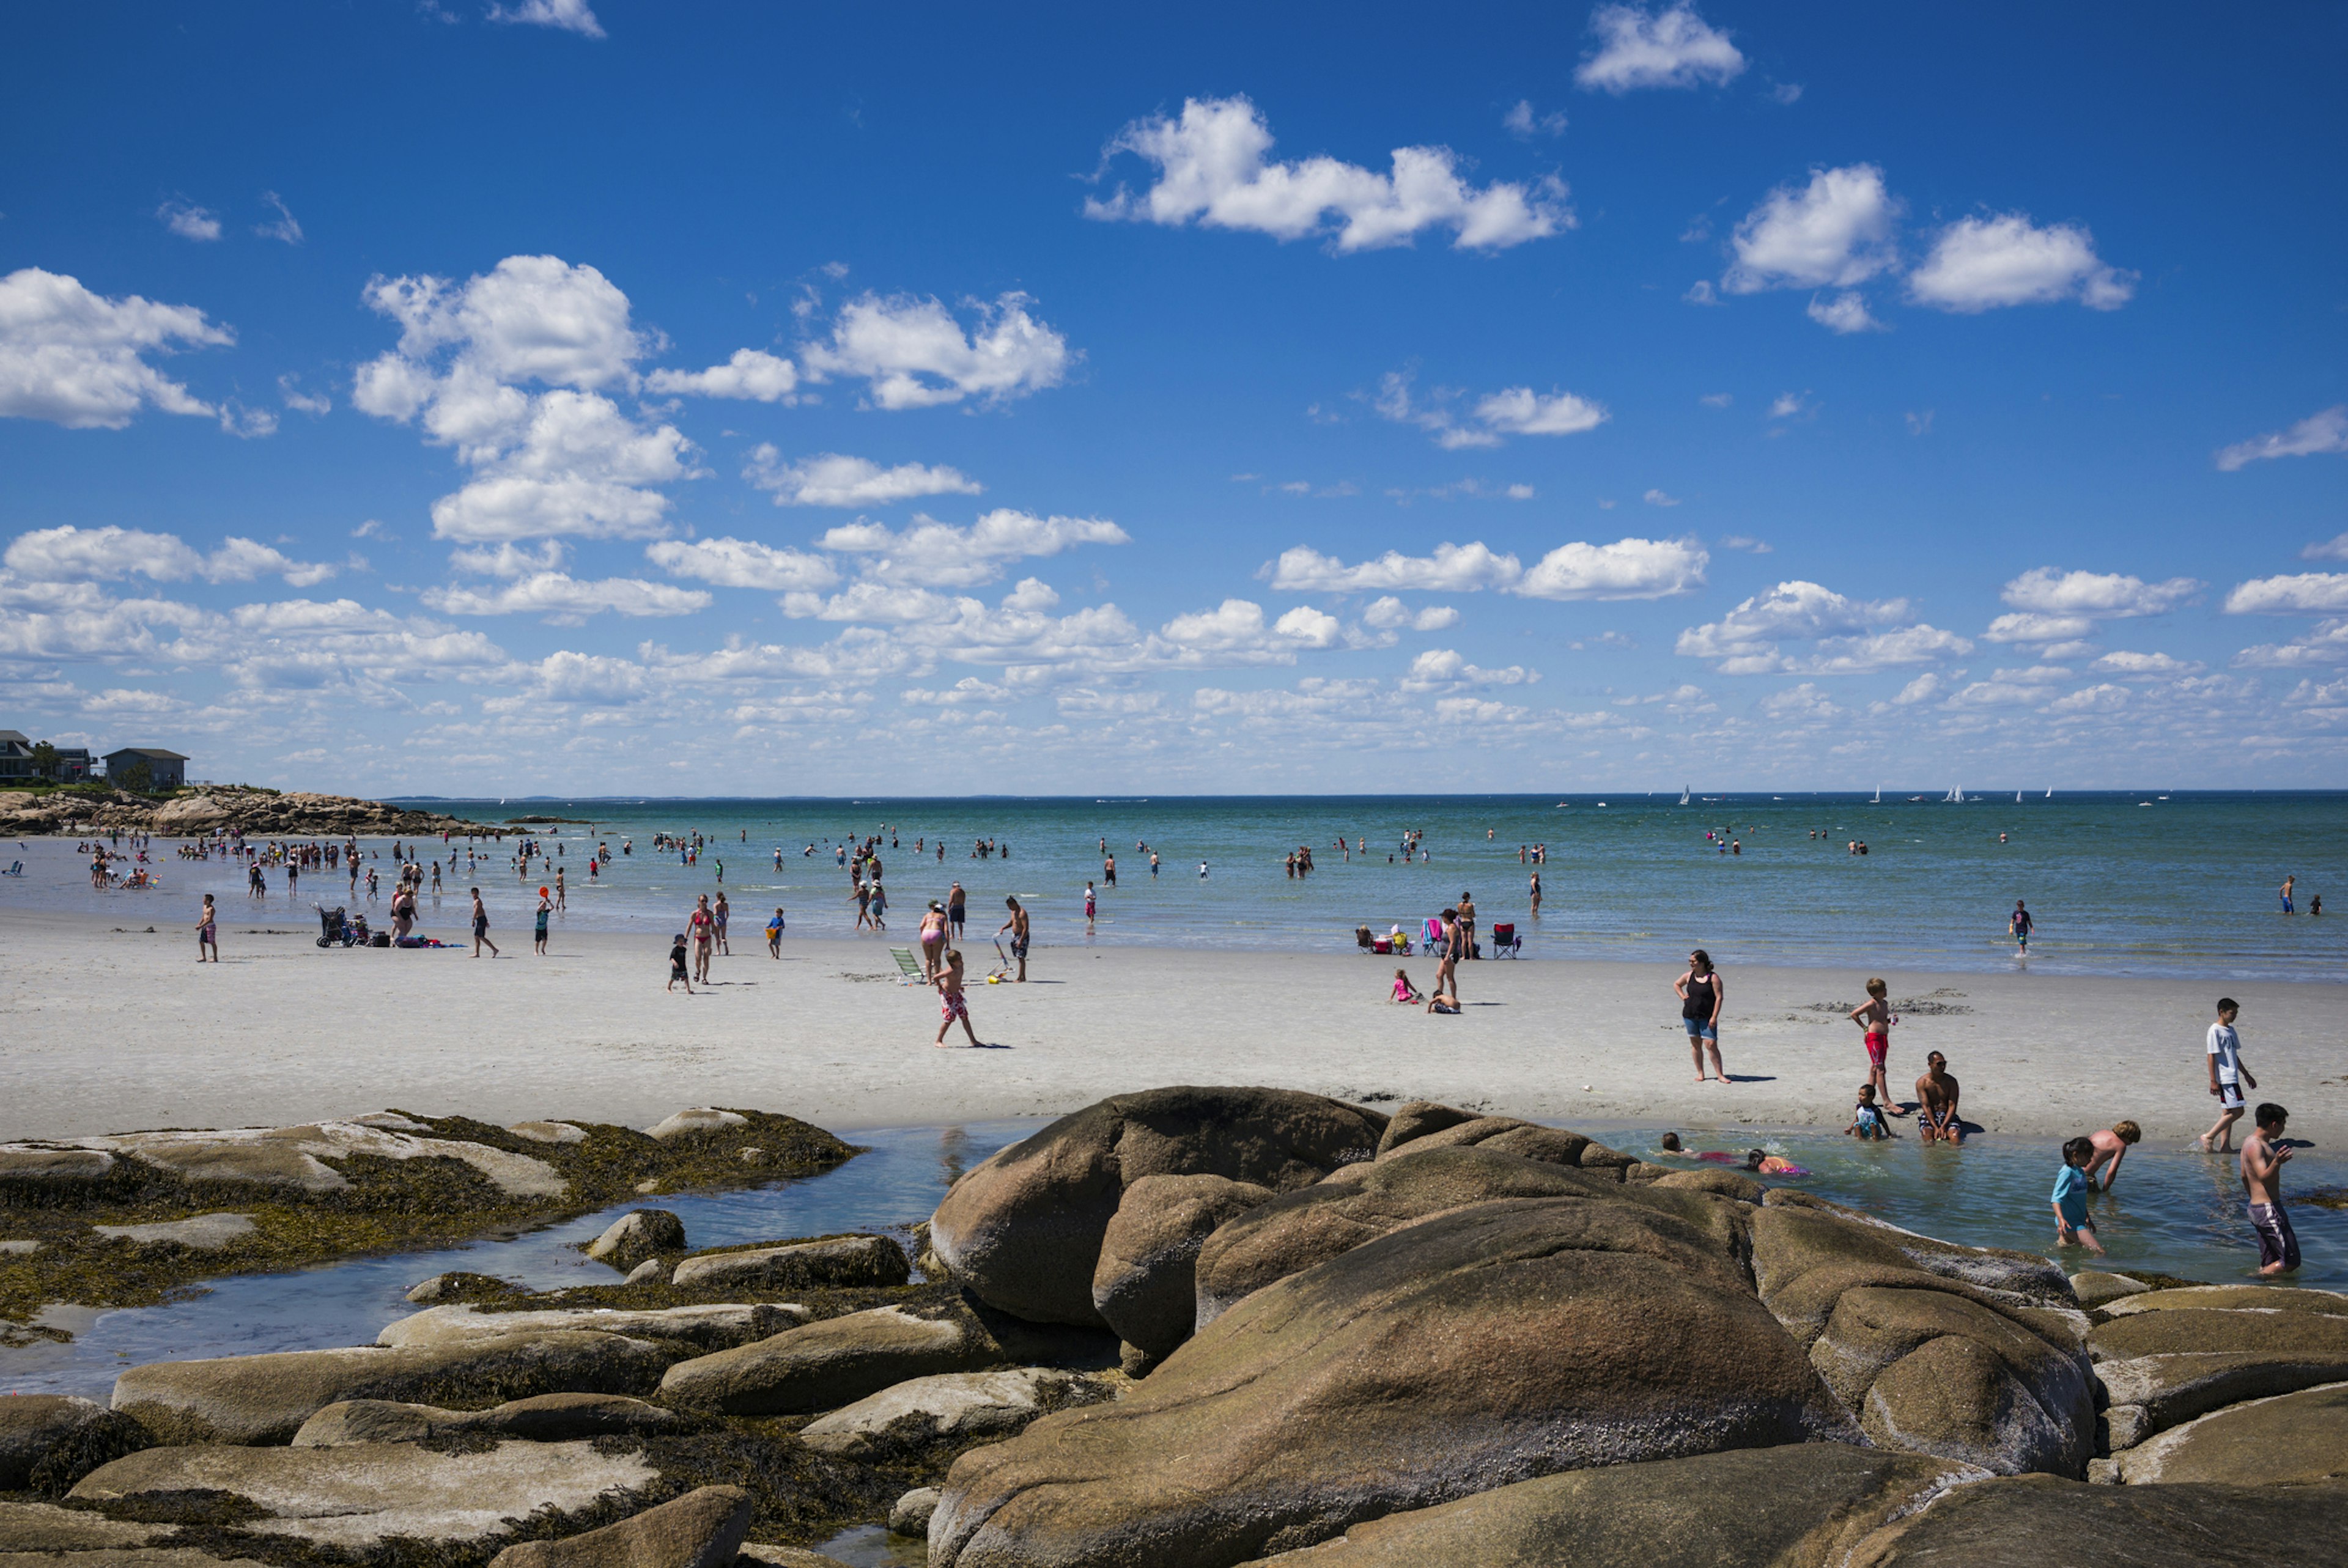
[1372,1102,1634,1172]
[380,1303,803,1354]
[2099,1352,2348,1452]
[1192,1146,1732,1331]
[2090,1307,2348,1363]
[929,1197,1855,1568]
[1093,1174,1274,1357]
[1747,1201,2094,1477]
[2069,1271,2154,1310]
[660,1303,1001,1416]
[669,1234,910,1292]
[488,1484,752,1567]
[42,1121,564,1198]
[585,1209,685,1269]
[929,1087,1388,1327]
[293,1392,687,1447]
[70,1440,658,1550]
[2100,1284,2348,1319]
[1845,1474,2348,1567]
[2112,1382,2348,1485]
[799,1368,1116,1459]
[0,1394,149,1492]
[0,1499,170,1553]
[112,1331,676,1445]
[1240,1443,1978,1568]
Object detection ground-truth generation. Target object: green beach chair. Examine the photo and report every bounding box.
[890,946,925,984]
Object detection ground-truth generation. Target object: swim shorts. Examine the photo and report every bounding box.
[1865,1031,1889,1069]
[2218,1080,2245,1111]
[2248,1201,2300,1270]
[1011,938,1028,959]
[940,990,969,1022]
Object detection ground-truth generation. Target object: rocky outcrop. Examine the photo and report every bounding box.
[1748,1200,2092,1478]
[669,1234,910,1292]
[0,784,496,838]
[1239,1443,1979,1568]
[1191,1145,1650,1331]
[112,1331,676,1445]
[1372,1102,1635,1173]
[798,1368,1116,1459]
[2097,1352,2348,1453]
[2099,1283,2348,1319]
[891,1487,943,1538]
[2,1121,566,1199]
[487,1485,753,1568]
[0,1498,174,1552]
[70,1440,659,1549]
[2111,1382,2348,1485]
[379,1302,802,1354]
[292,1391,687,1447]
[1093,1174,1274,1357]
[586,1209,685,1270]
[928,1087,1388,1328]
[2089,1306,2348,1362]
[0,1394,149,1492]
[929,1197,1855,1568]
[2069,1270,2154,1309]
[1847,1474,2348,1566]
[647,1109,747,1141]
[660,1303,1000,1417]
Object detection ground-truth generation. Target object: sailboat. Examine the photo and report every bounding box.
[1871,785,1881,804]
[2045,787,2052,798]
[1678,785,1690,806]
[2016,790,2023,803]
[1944,785,1963,803]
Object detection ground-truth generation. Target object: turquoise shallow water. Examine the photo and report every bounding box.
[5,1117,2339,1404]
[24,790,2348,979]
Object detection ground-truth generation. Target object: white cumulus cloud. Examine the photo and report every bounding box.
[2001,567,2198,618]
[646,348,800,403]
[2092,650,2204,677]
[1399,647,1534,692]
[1806,290,1884,333]
[1517,537,1707,600]
[1472,386,1608,436]
[1907,214,2135,312]
[2215,406,2348,473]
[745,447,981,507]
[423,572,709,622]
[1266,537,1701,600]
[1677,578,1967,674]
[817,509,1129,590]
[0,267,232,429]
[1724,166,1899,295]
[2223,573,2348,615]
[1363,596,1460,631]
[157,201,221,241]
[2,525,332,587]
[1087,95,1569,254]
[644,537,841,592]
[798,292,1071,410]
[1575,2,1746,93]
[1375,370,1607,447]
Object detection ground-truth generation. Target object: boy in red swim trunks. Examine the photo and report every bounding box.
[933,948,981,1048]
[1849,977,1897,1114]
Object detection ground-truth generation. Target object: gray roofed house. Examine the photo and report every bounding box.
[103,747,189,790]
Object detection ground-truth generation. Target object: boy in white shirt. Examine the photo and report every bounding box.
[2198,998,2255,1153]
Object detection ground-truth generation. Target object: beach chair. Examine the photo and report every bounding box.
[1356,926,1375,953]
[1490,922,1523,957]
[890,946,925,984]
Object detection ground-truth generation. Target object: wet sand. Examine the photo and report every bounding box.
[5,905,2339,1147]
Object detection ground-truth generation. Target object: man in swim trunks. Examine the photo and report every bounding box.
[1916,1051,1962,1143]
[1848,977,1896,1113]
[2242,1102,2299,1276]
[996,896,1030,982]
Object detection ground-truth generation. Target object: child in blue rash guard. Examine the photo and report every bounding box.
[2052,1136,2103,1255]
[1847,1084,1890,1139]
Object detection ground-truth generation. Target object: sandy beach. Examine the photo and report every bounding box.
[4,905,2338,1147]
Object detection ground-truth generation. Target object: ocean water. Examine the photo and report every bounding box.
[21,790,2346,979]
[4,1116,2338,1404]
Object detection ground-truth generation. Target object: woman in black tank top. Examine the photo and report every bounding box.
[1675,949,1726,1083]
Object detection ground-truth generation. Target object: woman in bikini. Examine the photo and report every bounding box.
[918,901,950,980]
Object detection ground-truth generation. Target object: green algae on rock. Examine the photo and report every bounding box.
[0,1108,857,1339]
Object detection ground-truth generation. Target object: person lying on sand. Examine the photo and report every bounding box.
[1426,989,1461,1015]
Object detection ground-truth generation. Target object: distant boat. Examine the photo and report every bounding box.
[1678,785,1690,805]
[2045,787,2052,798]
[1944,785,1964,803]
[1871,785,1881,804]
[2016,790,2023,803]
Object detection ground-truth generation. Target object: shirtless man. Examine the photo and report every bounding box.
[2241,1103,2299,1276]
[2082,1121,2141,1191]
[1915,1051,1962,1143]
[996,896,1030,982]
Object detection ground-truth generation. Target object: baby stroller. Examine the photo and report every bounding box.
[1490,921,1523,957]
[315,905,364,948]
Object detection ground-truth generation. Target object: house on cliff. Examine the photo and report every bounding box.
[103,747,188,790]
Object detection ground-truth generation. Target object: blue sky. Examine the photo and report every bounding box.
[3,1,2344,793]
